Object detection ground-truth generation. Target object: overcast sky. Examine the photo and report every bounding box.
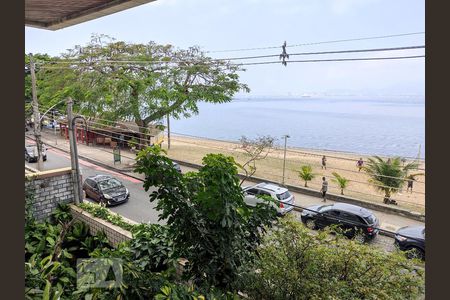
[25,0,425,97]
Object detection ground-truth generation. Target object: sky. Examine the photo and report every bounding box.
[25,0,425,97]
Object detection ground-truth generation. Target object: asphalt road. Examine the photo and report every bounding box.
[25,145,164,224]
[24,143,410,254]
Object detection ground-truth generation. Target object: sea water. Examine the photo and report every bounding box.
[169,96,425,158]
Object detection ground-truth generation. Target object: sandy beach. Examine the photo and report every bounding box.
[162,134,425,213]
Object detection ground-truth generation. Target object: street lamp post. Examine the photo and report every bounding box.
[282,134,290,185]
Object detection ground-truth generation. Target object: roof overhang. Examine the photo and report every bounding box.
[25,0,156,31]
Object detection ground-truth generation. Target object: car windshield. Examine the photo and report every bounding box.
[26,146,36,153]
[363,215,377,225]
[318,205,333,212]
[276,191,292,200]
[97,178,122,191]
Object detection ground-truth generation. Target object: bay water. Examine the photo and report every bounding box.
[170,96,425,158]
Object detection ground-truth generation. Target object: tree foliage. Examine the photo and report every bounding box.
[25,53,53,118]
[298,165,315,187]
[35,34,249,142]
[134,146,277,290]
[363,156,419,201]
[238,216,425,300]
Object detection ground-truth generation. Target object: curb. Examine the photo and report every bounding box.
[29,136,423,234]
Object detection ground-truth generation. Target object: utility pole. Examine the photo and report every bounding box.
[67,98,83,204]
[29,54,43,170]
[52,109,57,145]
[166,114,171,150]
[282,134,290,185]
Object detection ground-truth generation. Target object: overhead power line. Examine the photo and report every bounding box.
[37,45,425,67]
[237,55,425,66]
[219,45,425,61]
[206,32,426,53]
[38,55,425,70]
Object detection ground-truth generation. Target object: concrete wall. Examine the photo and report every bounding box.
[25,167,75,221]
[69,205,134,248]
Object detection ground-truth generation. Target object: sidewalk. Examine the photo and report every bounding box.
[32,130,424,234]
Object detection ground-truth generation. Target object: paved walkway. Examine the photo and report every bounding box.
[31,130,425,234]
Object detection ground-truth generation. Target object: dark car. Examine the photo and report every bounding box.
[82,174,129,206]
[301,203,379,242]
[394,225,425,260]
[25,144,47,162]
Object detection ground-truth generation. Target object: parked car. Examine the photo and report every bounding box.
[172,161,182,173]
[242,183,295,215]
[394,225,425,260]
[82,174,129,206]
[25,144,47,162]
[300,203,379,242]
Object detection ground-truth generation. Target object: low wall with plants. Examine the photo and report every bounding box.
[69,204,134,248]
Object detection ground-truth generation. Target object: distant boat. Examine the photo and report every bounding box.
[301,94,312,98]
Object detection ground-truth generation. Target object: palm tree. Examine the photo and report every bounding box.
[363,156,419,204]
[298,165,315,187]
[332,172,349,195]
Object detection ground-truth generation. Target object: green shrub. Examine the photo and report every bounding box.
[238,216,425,300]
[134,146,278,290]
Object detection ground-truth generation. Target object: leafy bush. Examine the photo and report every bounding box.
[135,146,278,290]
[238,216,425,300]
[78,202,135,232]
[298,165,315,187]
[25,205,112,299]
[332,171,349,195]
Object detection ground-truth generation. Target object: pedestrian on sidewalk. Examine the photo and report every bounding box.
[321,155,327,170]
[356,158,364,172]
[321,177,328,202]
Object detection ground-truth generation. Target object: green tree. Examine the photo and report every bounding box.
[332,171,349,195]
[298,165,315,187]
[37,34,249,147]
[363,156,419,203]
[237,135,275,186]
[134,146,277,290]
[238,216,425,300]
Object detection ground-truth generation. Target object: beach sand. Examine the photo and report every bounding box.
[162,134,425,213]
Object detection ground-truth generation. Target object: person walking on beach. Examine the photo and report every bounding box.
[356,158,364,172]
[406,176,415,193]
[321,177,328,202]
[321,155,327,170]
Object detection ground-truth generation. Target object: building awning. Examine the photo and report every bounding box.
[25,0,156,30]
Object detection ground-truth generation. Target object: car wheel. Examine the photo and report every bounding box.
[305,219,317,230]
[353,233,366,244]
[405,247,424,260]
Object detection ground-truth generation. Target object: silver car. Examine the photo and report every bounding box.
[243,183,295,215]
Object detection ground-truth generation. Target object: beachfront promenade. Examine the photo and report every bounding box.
[29,129,424,234]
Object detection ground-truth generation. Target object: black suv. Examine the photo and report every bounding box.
[301,203,379,242]
[83,174,129,206]
[394,225,425,260]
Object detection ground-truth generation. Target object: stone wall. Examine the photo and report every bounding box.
[69,205,134,247]
[25,167,75,221]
